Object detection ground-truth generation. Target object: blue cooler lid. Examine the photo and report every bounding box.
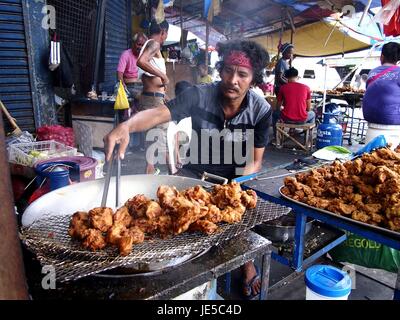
[305,265,351,298]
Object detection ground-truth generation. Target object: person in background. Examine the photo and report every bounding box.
[117,32,147,102]
[197,62,213,84]
[104,39,271,299]
[274,43,294,96]
[363,42,400,125]
[137,19,170,174]
[272,67,315,136]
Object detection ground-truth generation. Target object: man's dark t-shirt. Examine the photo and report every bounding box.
[274,58,289,95]
[166,82,271,179]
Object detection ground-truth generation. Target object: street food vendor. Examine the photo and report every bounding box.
[363,42,400,125]
[274,43,294,95]
[117,32,147,100]
[104,39,271,299]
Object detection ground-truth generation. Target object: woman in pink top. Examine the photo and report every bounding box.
[117,32,147,99]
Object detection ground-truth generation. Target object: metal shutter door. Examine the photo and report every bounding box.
[0,0,35,133]
[102,0,130,93]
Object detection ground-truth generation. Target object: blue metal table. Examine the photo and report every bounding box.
[243,171,400,300]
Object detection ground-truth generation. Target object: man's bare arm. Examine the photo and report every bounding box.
[104,105,172,161]
[117,71,124,82]
[306,99,312,111]
[137,40,168,83]
[242,147,265,176]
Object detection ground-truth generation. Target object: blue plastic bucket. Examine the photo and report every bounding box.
[305,265,352,300]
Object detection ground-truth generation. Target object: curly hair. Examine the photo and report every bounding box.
[216,40,269,85]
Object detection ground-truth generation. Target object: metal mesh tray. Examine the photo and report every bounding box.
[21,198,290,282]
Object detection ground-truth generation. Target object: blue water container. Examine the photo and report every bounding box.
[316,113,343,149]
[35,161,79,191]
[305,265,352,300]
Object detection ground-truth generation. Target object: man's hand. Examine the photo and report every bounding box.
[104,123,130,162]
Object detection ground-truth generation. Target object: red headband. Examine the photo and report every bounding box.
[224,50,252,69]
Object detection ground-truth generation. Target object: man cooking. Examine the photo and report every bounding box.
[137,19,170,175]
[104,39,271,299]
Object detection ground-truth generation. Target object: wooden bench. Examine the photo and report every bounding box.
[276,122,316,152]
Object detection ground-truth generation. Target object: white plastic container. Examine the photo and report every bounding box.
[365,123,400,150]
[305,265,352,300]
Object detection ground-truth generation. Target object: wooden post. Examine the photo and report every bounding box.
[0,114,29,299]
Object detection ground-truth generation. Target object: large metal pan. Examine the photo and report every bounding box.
[22,175,213,275]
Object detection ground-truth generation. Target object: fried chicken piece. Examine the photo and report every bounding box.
[221,204,246,224]
[387,217,400,231]
[364,163,377,176]
[157,185,179,209]
[345,158,363,175]
[375,178,400,195]
[125,194,150,218]
[370,213,385,224]
[82,229,107,251]
[281,186,291,197]
[211,182,243,209]
[182,185,212,206]
[113,227,145,256]
[189,220,219,235]
[88,207,113,232]
[68,211,90,240]
[385,204,400,217]
[351,210,370,223]
[328,200,357,215]
[203,204,223,223]
[375,147,400,162]
[116,234,134,256]
[155,214,173,237]
[113,206,132,227]
[172,196,207,235]
[372,166,399,184]
[131,217,158,234]
[106,223,127,245]
[144,200,163,220]
[128,226,145,244]
[305,196,330,209]
[241,189,257,209]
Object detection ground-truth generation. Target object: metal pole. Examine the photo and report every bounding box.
[0,115,29,299]
[358,0,372,26]
[322,59,328,114]
[180,0,183,49]
[92,0,107,90]
[205,20,210,67]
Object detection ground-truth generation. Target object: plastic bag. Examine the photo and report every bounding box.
[330,232,400,273]
[353,135,387,157]
[114,80,129,110]
[36,125,75,147]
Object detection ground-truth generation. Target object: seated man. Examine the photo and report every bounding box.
[272,67,315,136]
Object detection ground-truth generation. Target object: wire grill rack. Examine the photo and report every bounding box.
[21,198,290,282]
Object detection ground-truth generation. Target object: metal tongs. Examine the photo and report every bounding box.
[101,144,121,208]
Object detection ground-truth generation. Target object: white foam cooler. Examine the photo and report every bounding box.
[305,265,352,300]
[365,123,400,150]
